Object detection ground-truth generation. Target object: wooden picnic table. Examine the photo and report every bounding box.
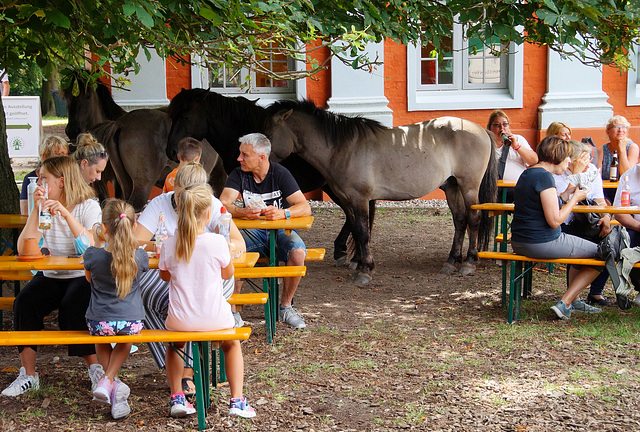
[472,203,640,217]
[233,216,314,341]
[497,180,618,189]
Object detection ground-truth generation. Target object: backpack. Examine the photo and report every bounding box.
[595,225,630,306]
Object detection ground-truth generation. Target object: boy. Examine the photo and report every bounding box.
[163,137,202,193]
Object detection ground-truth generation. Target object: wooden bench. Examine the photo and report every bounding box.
[0,328,251,430]
[478,251,615,323]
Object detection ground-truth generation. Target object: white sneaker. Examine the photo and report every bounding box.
[111,378,131,419]
[88,363,105,392]
[279,306,306,329]
[1,367,39,397]
[232,311,244,328]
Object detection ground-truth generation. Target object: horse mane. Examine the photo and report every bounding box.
[267,99,385,147]
[169,88,268,128]
[62,69,126,119]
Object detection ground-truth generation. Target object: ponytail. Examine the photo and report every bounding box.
[102,199,138,298]
[175,184,212,263]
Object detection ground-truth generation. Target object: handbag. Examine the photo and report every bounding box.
[563,198,603,243]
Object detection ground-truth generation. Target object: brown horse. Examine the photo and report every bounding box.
[265,100,497,283]
[63,72,226,210]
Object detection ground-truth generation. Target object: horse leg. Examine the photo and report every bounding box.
[459,189,482,276]
[321,186,351,267]
[440,181,468,275]
[345,202,374,284]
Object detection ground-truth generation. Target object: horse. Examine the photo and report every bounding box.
[264,100,498,283]
[63,72,226,210]
[166,88,363,267]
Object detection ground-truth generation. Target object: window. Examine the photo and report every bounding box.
[408,24,523,111]
[627,45,640,106]
[191,44,305,104]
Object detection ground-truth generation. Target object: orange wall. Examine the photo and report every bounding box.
[305,42,332,107]
[166,57,191,100]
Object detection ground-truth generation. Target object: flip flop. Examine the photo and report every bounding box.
[181,377,196,399]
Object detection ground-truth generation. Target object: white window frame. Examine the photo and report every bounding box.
[407,26,523,111]
[627,45,640,106]
[191,53,306,106]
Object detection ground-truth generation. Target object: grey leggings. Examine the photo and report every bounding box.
[512,233,598,260]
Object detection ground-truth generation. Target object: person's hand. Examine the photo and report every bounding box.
[33,185,48,207]
[598,215,612,237]
[262,205,282,221]
[573,187,589,202]
[570,152,590,174]
[244,207,262,220]
[43,199,69,219]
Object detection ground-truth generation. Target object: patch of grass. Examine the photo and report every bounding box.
[347,359,375,370]
[404,402,428,423]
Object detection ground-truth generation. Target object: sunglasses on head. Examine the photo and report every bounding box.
[87,151,107,160]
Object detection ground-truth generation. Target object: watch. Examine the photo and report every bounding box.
[284,209,291,219]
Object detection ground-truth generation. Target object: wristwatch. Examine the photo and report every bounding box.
[284,209,291,219]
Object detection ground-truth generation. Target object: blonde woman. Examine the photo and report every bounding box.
[20,135,69,214]
[72,132,108,185]
[3,157,103,397]
[545,121,572,141]
[84,199,149,419]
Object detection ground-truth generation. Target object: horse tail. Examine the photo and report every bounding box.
[477,129,498,251]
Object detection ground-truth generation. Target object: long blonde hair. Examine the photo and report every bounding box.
[175,184,212,263]
[41,156,95,206]
[102,199,138,299]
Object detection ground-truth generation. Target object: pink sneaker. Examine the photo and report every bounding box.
[92,376,112,404]
[229,396,256,418]
[110,377,131,419]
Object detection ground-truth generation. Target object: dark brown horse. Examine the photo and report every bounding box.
[166,88,362,268]
[63,73,226,210]
[265,100,497,283]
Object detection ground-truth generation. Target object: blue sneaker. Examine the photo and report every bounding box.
[571,299,602,313]
[229,396,256,418]
[551,300,572,320]
[170,392,196,418]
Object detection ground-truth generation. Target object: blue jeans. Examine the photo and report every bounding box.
[241,229,306,263]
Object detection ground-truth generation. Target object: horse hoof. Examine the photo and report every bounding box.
[348,261,358,270]
[440,263,457,275]
[352,273,372,284]
[335,256,347,268]
[459,263,476,276]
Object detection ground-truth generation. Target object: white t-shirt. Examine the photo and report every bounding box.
[137,192,223,235]
[0,69,7,83]
[159,233,233,331]
[554,163,604,224]
[42,199,102,279]
[613,165,640,223]
[496,134,533,181]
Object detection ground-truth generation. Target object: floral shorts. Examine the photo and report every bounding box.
[86,320,144,336]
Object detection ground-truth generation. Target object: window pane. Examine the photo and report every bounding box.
[439,59,454,84]
[467,37,502,84]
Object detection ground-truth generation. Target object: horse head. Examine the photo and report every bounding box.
[167,88,212,162]
[62,69,126,141]
[265,109,296,162]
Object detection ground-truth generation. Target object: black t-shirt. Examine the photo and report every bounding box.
[512,167,561,244]
[225,162,301,209]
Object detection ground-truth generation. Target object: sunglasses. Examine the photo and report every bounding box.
[86,151,107,160]
[612,125,628,131]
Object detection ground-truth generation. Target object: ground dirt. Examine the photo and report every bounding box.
[2,124,640,431]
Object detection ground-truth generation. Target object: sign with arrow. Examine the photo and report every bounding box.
[2,96,42,157]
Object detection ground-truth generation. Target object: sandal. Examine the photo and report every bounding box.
[181,377,196,399]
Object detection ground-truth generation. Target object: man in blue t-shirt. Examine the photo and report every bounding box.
[220,133,311,329]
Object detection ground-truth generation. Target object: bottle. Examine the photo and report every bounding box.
[154,211,168,256]
[621,175,631,206]
[27,176,38,216]
[38,181,51,230]
[218,206,232,244]
[500,132,512,146]
[610,151,619,181]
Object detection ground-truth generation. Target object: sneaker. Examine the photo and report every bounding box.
[88,363,105,392]
[229,396,256,418]
[233,311,244,328]
[571,299,603,313]
[634,294,640,308]
[551,300,572,320]
[1,367,39,397]
[92,375,112,404]
[170,392,196,418]
[279,306,306,329]
[110,378,131,419]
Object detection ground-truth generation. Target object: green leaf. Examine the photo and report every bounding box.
[44,9,70,28]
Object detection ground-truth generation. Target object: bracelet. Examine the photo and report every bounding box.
[512,143,521,151]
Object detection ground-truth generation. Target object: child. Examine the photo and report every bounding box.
[84,199,149,419]
[163,137,202,193]
[158,184,255,418]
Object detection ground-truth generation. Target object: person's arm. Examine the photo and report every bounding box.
[221,260,234,280]
[134,223,154,242]
[159,269,171,281]
[513,136,538,167]
[619,141,640,176]
[1,81,9,97]
[220,187,261,219]
[229,220,246,254]
[85,270,92,283]
[616,213,640,232]
[17,183,47,253]
[19,200,28,215]
[262,190,311,221]
[46,199,95,247]
[540,187,588,228]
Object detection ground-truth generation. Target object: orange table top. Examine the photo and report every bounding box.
[233,216,314,230]
[0,214,28,229]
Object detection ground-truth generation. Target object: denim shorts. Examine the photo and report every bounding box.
[241,228,306,263]
[87,320,144,336]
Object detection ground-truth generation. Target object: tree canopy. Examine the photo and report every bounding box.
[0,0,639,213]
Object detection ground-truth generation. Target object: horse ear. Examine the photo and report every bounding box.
[281,109,293,122]
[201,138,210,147]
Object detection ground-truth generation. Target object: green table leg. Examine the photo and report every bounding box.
[192,341,207,430]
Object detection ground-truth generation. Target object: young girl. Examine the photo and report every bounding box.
[158,184,255,418]
[84,199,149,419]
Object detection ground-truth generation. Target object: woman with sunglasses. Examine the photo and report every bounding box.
[2,156,104,397]
[72,133,108,185]
[598,115,639,201]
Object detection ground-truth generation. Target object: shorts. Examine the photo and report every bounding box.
[241,228,306,263]
[87,319,144,336]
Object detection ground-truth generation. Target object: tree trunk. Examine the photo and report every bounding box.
[0,94,20,215]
